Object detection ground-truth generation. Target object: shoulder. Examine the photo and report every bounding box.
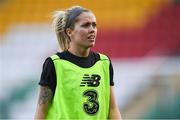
[41,57,56,76]
[43,57,54,68]
[97,52,110,61]
[42,51,67,67]
[56,51,68,59]
[47,51,67,61]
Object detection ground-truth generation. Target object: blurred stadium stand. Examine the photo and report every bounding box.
[0,0,180,119]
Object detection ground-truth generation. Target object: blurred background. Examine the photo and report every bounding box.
[0,0,180,119]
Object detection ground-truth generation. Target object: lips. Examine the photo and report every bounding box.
[87,35,95,39]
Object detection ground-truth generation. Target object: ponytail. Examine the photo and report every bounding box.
[52,11,69,51]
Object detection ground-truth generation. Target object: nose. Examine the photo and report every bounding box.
[89,25,96,33]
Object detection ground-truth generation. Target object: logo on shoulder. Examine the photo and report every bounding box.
[80,74,101,87]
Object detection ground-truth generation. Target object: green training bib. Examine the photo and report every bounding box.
[46,53,110,120]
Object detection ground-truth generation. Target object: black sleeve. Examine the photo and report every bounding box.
[39,57,56,94]
[109,60,114,86]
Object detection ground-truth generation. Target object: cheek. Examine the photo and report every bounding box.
[77,29,88,39]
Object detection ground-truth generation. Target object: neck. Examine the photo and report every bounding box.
[68,46,90,57]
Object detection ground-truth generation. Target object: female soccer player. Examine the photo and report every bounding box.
[35,6,121,119]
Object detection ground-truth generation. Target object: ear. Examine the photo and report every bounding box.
[66,28,73,37]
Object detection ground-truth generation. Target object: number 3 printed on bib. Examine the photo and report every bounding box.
[83,90,99,115]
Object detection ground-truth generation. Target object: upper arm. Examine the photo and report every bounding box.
[39,57,56,94]
[108,86,122,119]
[110,86,119,109]
[38,86,53,106]
[109,61,114,86]
[35,86,53,119]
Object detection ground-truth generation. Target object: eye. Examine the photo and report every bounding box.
[81,22,91,28]
[81,22,97,28]
[92,22,97,28]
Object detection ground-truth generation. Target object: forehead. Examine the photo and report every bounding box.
[76,12,96,23]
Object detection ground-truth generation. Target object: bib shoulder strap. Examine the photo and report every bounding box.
[50,54,60,61]
[99,53,109,61]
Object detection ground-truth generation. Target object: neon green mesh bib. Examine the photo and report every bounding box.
[46,53,110,119]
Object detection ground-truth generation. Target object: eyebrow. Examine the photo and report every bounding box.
[82,21,96,25]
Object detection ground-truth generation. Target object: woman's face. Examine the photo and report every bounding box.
[67,11,97,49]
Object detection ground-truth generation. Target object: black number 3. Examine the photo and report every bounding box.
[83,90,99,115]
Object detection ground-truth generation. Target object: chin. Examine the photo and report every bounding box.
[84,44,94,49]
[88,43,95,48]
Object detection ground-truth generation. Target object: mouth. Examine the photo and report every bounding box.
[87,35,95,40]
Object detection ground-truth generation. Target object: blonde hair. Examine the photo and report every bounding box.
[52,6,89,51]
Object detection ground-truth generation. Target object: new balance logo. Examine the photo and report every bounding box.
[80,74,101,87]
